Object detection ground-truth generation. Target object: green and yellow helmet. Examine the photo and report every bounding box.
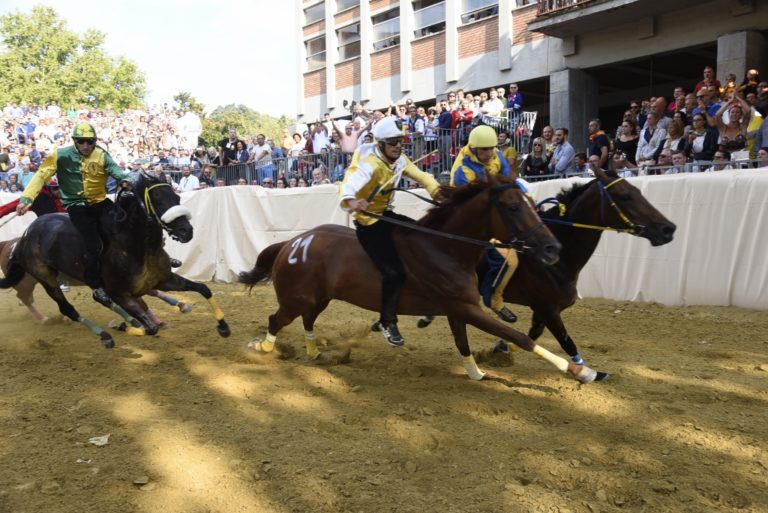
[71,122,97,139]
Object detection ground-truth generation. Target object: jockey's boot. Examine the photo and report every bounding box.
[169,258,182,268]
[381,322,405,347]
[492,306,517,323]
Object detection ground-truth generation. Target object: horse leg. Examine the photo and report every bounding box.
[450,303,606,384]
[493,309,545,354]
[301,299,330,360]
[149,289,192,313]
[446,315,486,381]
[38,280,115,348]
[92,290,154,336]
[155,274,230,337]
[16,276,46,322]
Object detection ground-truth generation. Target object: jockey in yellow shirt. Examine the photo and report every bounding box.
[450,124,527,323]
[340,117,442,347]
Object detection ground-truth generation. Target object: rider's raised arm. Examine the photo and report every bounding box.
[19,149,59,206]
[402,156,440,198]
[103,150,131,181]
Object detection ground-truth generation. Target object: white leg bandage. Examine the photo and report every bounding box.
[462,355,486,381]
[533,345,569,373]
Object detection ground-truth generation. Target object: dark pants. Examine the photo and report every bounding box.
[480,248,505,308]
[355,211,412,326]
[67,199,115,289]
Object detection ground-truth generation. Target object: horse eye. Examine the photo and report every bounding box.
[507,202,520,212]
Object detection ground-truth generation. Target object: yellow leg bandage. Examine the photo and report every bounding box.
[462,354,486,380]
[126,326,146,336]
[533,344,568,373]
[491,250,519,311]
[248,332,276,353]
[208,298,225,321]
[305,331,320,360]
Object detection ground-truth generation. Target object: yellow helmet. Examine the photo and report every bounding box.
[72,122,97,139]
[468,125,497,148]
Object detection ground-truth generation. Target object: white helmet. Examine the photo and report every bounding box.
[372,117,403,141]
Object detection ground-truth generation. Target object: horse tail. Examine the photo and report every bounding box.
[0,251,26,290]
[238,241,288,289]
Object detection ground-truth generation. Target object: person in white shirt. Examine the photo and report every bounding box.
[481,89,504,117]
[177,165,199,192]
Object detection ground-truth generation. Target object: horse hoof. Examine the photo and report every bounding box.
[370,321,382,332]
[575,365,599,384]
[217,320,231,338]
[100,332,115,349]
[145,325,158,336]
[492,340,509,353]
[594,371,610,382]
[416,315,435,329]
[178,302,193,314]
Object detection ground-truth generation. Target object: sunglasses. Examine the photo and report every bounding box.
[630,105,640,109]
[75,138,96,145]
[382,137,403,146]
[533,143,543,147]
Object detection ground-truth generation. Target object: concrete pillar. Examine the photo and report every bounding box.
[295,2,305,117]
[360,1,373,104]
[549,68,599,153]
[498,0,512,71]
[717,31,768,88]
[324,3,338,113]
[445,0,460,83]
[400,1,415,93]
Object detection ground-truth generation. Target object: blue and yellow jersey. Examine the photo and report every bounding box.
[340,143,440,226]
[21,145,130,209]
[449,145,510,187]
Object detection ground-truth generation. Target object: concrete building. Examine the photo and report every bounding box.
[297,0,768,150]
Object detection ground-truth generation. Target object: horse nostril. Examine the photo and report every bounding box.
[544,243,561,257]
[662,224,676,236]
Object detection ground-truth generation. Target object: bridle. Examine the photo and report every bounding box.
[539,177,644,235]
[489,183,547,245]
[141,181,192,232]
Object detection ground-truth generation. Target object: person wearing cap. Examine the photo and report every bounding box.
[340,116,442,348]
[449,124,524,324]
[15,121,131,300]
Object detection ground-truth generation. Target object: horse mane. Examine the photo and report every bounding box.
[418,174,517,228]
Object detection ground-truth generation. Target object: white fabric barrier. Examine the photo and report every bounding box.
[1,169,767,309]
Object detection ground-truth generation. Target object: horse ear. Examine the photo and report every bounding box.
[593,166,610,182]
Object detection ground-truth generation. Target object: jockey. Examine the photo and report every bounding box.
[340,116,442,347]
[450,124,527,323]
[15,122,131,301]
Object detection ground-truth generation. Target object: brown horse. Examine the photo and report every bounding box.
[418,168,677,365]
[240,177,606,384]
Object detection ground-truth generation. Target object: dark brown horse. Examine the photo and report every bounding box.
[419,168,676,365]
[240,176,606,384]
[0,171,230,348]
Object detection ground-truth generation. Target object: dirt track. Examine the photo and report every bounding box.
[0,282,767,513]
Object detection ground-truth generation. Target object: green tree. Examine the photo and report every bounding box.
[200,104,294,148]
[0,5,146,110]
[173,92,205,116]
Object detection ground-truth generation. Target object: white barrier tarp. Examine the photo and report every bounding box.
[2,170,767,309]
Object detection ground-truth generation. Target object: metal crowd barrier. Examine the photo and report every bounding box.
[637,158,764,175]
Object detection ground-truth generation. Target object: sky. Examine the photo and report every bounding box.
[0,0,299,118]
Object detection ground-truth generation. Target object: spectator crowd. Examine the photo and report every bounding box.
[2,65,768,196]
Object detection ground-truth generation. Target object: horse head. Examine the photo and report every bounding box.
[131,170,194,243]
[487,177,561,265]
[592,168,676,246]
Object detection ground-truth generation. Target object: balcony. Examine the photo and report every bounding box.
[527,0,701,38]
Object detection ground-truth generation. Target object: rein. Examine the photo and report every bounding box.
[361,183,542,252]
[538,177,644,235]
[361,210,526,251]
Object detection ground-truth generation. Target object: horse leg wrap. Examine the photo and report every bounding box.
[208,298,225,321]
[78,316,104,336]
[305,331,320,360]
[533,345,569,373]
[126,326,146,336]
[462,355,486,381]
[248,333,276,353]
[576,365,598,384]
[155,291,178,305]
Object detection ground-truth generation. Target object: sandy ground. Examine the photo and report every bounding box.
[0,282,767,513]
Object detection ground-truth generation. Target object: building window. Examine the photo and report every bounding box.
[413,0,445,38]
[460,0,498,24]
[304,1,325,24]
[305,35,326,71]
[372,8,400,51]
[337,0,357,10]
[337,22,361,60]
